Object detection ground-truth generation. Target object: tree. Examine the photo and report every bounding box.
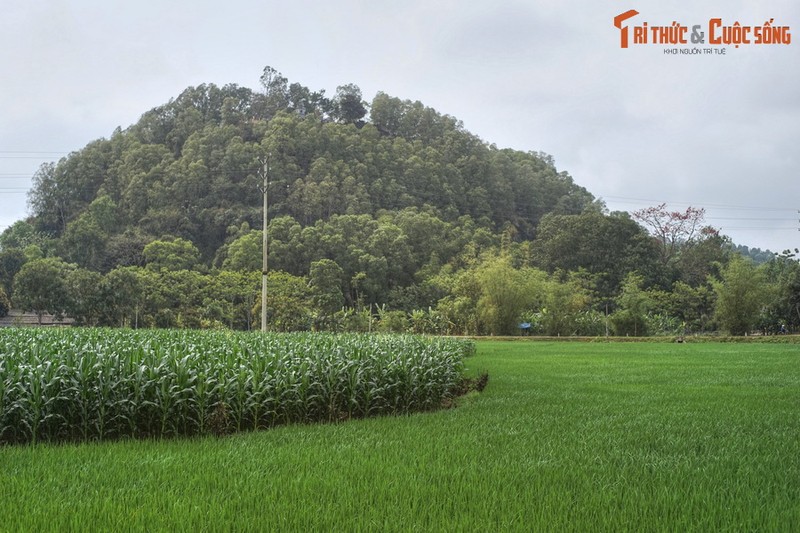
[761,252,800,331]
[155,269,211,329]
[0,248,26,297]
[265,216,306,275]
[473,255,540,336]
[667,281,715,333]
[103,267,146,327]
[12,258,74,324]
[534,272,593,336]
[333,84,367,125]
[143,237,200,271]
[28,141,113,235]
[376,307,409,333]
[711,255,770,336]
[434,270,482,336]
[611,272,654,336]
[0,220,51,252]
[287,82,331,119]
[309,259,345,321]
[674,227,730,286]
[221,231,262,272]
[258,65,290,117]
[28,162,68,234]
[11,68,777,338]
[633,204,708,265]
[104,229,153,269]
[252,271,312,332]
[60,195,119,271]
[0,286,10,318]
[370,92,404,136]
[209,270,260,330]
[532,210,663,297]
[64,268,105,326]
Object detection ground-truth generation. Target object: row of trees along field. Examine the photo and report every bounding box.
[0,67,798,335]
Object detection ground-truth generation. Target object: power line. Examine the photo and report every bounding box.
[601,195,800,236]
[718,227,797,231]
[602,195,797,213]
[707,216,797,222]
[0,156,66,159]
[0,168,266,178]
[0,151,68,160]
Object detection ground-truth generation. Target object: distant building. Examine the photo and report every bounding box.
[0,310,74,328]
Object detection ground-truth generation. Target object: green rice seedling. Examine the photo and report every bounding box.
[0,341,798,531]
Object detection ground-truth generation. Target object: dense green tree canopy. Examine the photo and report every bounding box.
[532,210,664,295]
[1,67,793,336]
[711,255,770,336]
[143,238,201,272]
[0,286,9,318]
[12,258,74,324]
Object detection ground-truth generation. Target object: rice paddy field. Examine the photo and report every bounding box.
[1,336,799,532]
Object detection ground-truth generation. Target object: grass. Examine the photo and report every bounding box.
[1,341,798,531]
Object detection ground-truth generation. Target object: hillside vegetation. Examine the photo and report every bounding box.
[1,67,798,335]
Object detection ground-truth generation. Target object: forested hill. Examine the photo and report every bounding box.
[5,67,797,336]
[25,68,596,269]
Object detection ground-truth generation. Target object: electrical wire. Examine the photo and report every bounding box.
[601,195,797,213]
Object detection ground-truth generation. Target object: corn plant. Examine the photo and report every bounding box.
[0,329,473,445]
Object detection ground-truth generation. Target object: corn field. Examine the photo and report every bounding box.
[0,328,474,445]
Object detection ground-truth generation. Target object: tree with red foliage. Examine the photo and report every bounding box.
[632,204,710,264]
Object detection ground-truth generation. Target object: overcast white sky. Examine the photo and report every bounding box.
[1,0,798,253]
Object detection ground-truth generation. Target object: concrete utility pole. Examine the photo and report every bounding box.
[259,156,270,332]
